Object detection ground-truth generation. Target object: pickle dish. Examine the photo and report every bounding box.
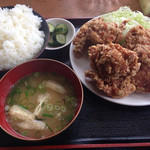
[46,18,76,50]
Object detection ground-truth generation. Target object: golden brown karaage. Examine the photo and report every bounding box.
[131,64,150,93]
[73,17,150,98]
[125,25,150,65]
[85,43,140,98]
[73,17,128,57]
[125,25,150,93]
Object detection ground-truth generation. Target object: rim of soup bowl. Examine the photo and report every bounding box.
[0,58,83,141]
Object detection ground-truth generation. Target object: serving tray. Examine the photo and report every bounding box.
[1,19,150,150]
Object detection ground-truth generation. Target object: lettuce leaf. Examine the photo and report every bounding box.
[102,6,150,35]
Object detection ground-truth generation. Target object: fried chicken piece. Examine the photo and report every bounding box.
[85,43,140,98]
[133,44,150,67]
[85,71,136,98]
[73,17,128,57]
[125,25,150,66]
[125,25,150,92]
[86,19,128,45]
[125,25,150,50]
[73,22,89,57]
[88,43,140,78]
[131,64,150,93]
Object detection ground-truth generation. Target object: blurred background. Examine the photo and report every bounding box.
[0,0,145,19]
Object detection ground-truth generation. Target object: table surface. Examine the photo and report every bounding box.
[0,0,142,18]
[1,0,150,150]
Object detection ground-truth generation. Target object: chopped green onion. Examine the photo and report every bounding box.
[38,83,46,93]
[70,97,77,107]
[61,106,66,113]
[39,88,46,93]
[25,84,31,89]
[46,103,53,111]
[38,83,45,90]
[25,90,28,98]
[8,87,22,105]
[70,97,77,102]
[13,87,22,94]
[65,96,70,102]
[54,105,60,111]
[25,87,37,98]
[42,102,45,107]
[18,104,28,110]
[46,124,52,132]
[34,72,40,77]
[42,113,54,117]
[28,87,37,96]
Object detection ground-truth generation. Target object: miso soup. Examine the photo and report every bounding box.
[5,72,78,139]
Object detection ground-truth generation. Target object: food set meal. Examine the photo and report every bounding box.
[0,3,150,140]
[72,6,150,98]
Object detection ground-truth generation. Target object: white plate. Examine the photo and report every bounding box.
[69,20,150,107]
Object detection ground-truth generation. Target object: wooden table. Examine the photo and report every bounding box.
[0,0,142,18]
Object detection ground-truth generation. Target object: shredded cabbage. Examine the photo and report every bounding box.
[102,6,150,35]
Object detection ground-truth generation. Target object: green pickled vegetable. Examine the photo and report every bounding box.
[42,113,54,118]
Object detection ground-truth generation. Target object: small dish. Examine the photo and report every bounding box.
[46,18,76,50]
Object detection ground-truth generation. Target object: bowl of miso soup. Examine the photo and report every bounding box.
[0,59,83,141]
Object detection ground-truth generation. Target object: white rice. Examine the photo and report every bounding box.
[0,4,45,70]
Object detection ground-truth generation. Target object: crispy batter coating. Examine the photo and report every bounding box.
[86,19,128,45]
[125,25,150,92]
[131,64,150,93]
[73,22,89,57]
[73,17,128,57]
[85,71,136,98]
[133,44,150,66]
[85,43,140,98]
[125,25,150,49]
[88,43,140,78]
[125,25,150,65]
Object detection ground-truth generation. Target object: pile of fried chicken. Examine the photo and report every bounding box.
[73,17,150,98]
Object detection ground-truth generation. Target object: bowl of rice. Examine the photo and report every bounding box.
[0,4,50,71]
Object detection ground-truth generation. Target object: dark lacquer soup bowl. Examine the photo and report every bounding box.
[0,59,83,141]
